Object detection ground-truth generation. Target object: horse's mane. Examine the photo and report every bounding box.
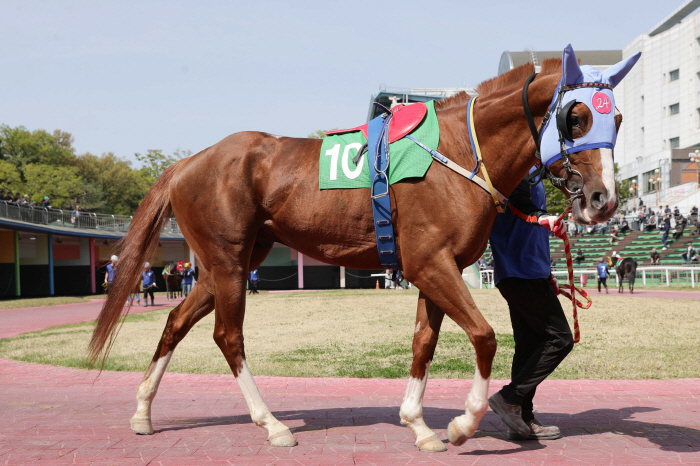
[434,58,562,111]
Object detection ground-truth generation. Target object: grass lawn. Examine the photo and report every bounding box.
[0,296,93,310]
[0,289,697,380]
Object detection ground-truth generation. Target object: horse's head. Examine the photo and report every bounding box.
[540,45,640,224]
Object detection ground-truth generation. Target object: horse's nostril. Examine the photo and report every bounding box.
[591,192,606,210]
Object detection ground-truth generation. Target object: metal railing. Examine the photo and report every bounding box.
[0,201,181,235]
[477,266,700,289]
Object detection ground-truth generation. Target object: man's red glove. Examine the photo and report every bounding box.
[539,215,567,239]
[549,274,561,295]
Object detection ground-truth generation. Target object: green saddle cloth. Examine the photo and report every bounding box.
[319,101,439,190]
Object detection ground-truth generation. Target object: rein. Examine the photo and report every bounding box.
[556,205,592,344]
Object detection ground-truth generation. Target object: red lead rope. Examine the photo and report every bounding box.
[555,206,592,343]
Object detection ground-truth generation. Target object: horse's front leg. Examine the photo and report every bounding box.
[406,256,497,447]
[400,292,447,452]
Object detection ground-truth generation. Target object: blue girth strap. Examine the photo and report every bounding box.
[367,111,400,269]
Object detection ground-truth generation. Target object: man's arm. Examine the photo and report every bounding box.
[507,178,567,238]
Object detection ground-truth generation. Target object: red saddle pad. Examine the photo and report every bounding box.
[326,103,427,143]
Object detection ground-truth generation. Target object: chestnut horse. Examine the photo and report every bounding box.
[89,54,631,451]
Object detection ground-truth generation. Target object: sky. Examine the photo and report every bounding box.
[1,0,679,166]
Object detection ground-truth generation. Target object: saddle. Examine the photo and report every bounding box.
[326,103,427,143]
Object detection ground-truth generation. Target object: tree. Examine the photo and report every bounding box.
[0,160,22,192]
[74,152,149,215]
[135,149,190,184]
[22,164,83,208]
[544,180,568,215]
[307,129,338,139]
[0,125,76,179]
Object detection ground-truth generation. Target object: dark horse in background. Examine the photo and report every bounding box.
[616,257,638,293]
[89,46,638,452]
[162,263,182,301]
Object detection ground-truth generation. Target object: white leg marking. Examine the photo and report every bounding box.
[447,367,490,445]
[600,148,617,210]
[400,362,434,442]
[236,360,294,442]
[131,351,173,434]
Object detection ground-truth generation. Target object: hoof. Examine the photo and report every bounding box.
[416,434,447,452]
[447,414,479,446]
[130,417,154,435]
[268,429,297,447]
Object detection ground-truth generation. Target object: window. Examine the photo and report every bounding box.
[643,170,657,194]
[670,103,680,115]
[670,69,680,81]
[670,137,680,149]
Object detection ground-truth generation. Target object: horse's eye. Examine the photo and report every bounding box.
[570,116,580,128]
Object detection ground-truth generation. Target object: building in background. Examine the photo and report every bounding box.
[616,0,700,211]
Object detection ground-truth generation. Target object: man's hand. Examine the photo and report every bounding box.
[549,274,561,295]
[539,215,567,239]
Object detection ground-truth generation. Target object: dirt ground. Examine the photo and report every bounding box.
[0,289,698,380]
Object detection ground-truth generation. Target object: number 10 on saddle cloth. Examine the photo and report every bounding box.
[318,101,440,190]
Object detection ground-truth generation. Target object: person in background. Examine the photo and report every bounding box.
[674,206,680,220]
[609,227,620,245]
[384,269,393,288]
[660,214,671,250]
[637,206,646,231]
[142,262,156,306]
[681,242,698,264]
[248,268,259,295]
[12,192,21,205]
[42,196,50,209]
[104,255,118,294]
[127,282,142,307]
[619,217,630,233]
[597,257,609,294]
[611,251,622,267]
[673,216,686,241]
[71,205,81,226]
[0,190,6,201]
[182,262,195,297]
[574,248,585,265]
[650,247,660,264]
[691,218,699,236]
[691,205,698,220]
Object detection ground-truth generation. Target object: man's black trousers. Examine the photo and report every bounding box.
[598,277,608,291]
[496,277,574,422]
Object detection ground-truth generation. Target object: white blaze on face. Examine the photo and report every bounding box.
[600,148,617,210]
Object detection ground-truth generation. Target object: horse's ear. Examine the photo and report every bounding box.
[602,51,642,88]
[562,44,583,85]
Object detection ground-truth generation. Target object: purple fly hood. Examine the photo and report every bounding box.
[540,44,641,168]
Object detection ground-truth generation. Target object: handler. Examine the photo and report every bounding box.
[487,172,574,441]
[104,255,118,294]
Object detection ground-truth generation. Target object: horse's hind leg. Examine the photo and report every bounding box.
[210,257,296,447]
[405,257,496,447]
[131,272,215,434]
[400,292,447,452]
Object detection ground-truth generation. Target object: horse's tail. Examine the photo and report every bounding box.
[88,165,178,366]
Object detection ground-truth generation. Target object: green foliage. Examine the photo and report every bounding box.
[0,160,22,191]
[307,129,338,139]
[22,164,83,207]
[0,125,76,178]
[0,124,190,214]
[74,152,150,215]
[615,163,631,206]
[545,181,568,215]
[135,148,190,184]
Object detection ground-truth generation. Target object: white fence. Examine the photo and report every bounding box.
[477,266,700,289]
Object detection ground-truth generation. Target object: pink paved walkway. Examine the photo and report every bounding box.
[0,297,184,339]
[1,296,699,465]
